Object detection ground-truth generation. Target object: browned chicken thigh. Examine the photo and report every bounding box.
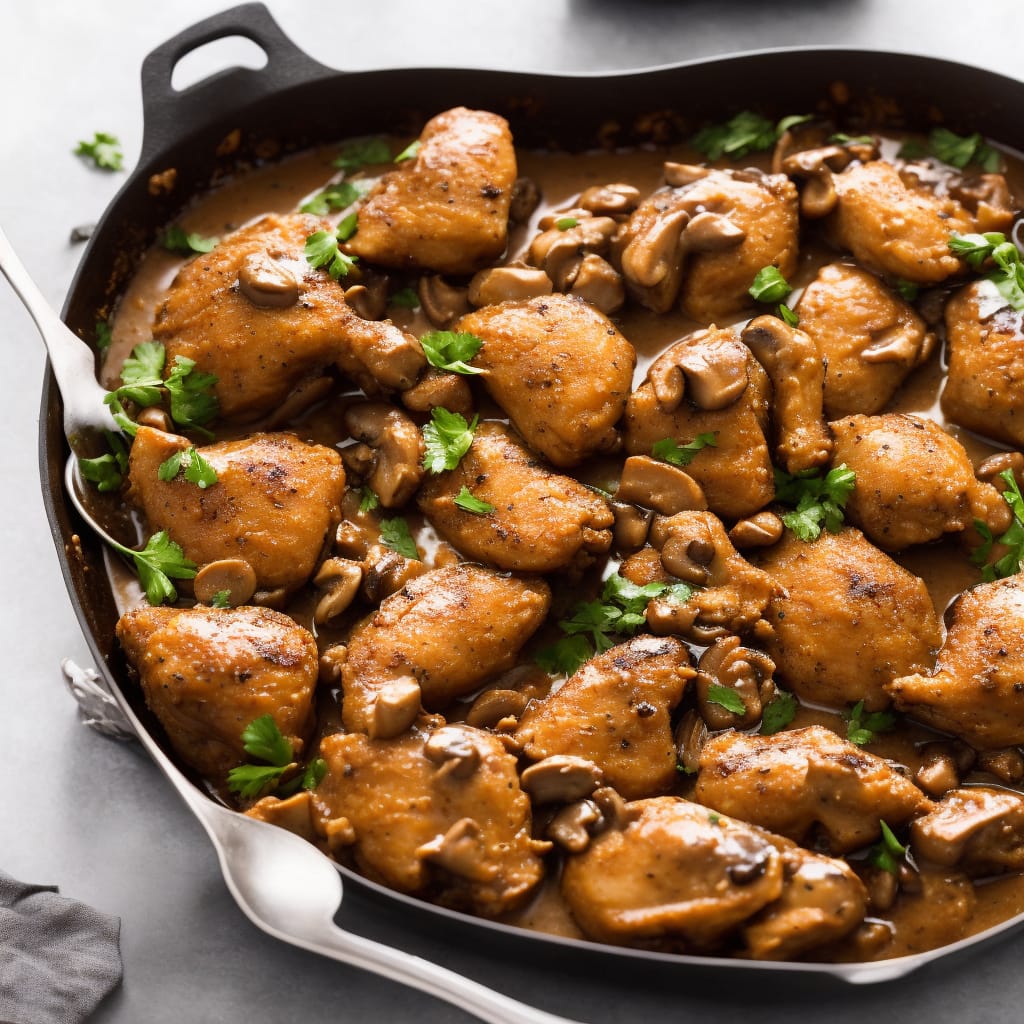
[417,422,613,572]
[311,718,547,917]
[755,527,941,710]
[695,725,930,853]
[830,413,1009,550]
[515,635,694,800]
[340,564,551,738]
[117,604,318,781]
[347,107,517,275]
[154,213,425,420]
[624,327,774,520]
[942,281,1024,447]
[888,574,1024,749]
[127,426,345,594]
[457,294,636,467]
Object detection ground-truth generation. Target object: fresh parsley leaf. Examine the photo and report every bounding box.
[692,112,810,161]
[336,212,359,242]
[778,303,800,326]
[706,684,747,715]
[226,763,288,800]
[844,699,896,746]
[158,446,218,489]
[379,516,419,559]
[895,279,919,302]
[162,225,218,255]
[164,356,219,434]
[388,287,420,309]
[867,820,907,875]
[749,266,792,303]
[774,463,856,541]
[651,432,717,467]
[419,330,484,375]
[241,714,294,767]
[105,530,197,606]
[760,690,798,735]
[949,232,1024,312]
[302,757,328,790]
[74,131,123,171]
[394,139,421,162]
[210,589,231,609]
[948,231,1007,270]
[972,470,1024,581]
[333,137,391,172]
[299,179,369,215]
[304,228,359,279]
[535,634,594,677]
[422,408,478,473]
[453,486,495,515]
[555,216,579,230]
[95,320,113,355]
[358,486,380,513]
[828,133,875,145]
[78,453,124,492]
[928,127,1001,171]
[103,392,138,437]
[118,340,166,407]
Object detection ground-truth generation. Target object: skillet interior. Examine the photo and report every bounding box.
[40,0,1024,982]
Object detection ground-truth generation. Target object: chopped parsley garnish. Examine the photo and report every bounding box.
[95,320,113,355]
[164,356,219,435]
[333,137,391,172]
[105,529,197,606]
[158,446,218,489]
[778,303,800,326]
[928,128,1001,172]
[299,179,369,215]
[774,463,856,541]
[358,486,381,513]
[77,431,130,493]
[651,432,717,467]
[394,139,421,162]
[161,225,218,255]
[422,408,478,473]
[555,216,579,230]
[209,589,231,609]
[844,700,896,747]
[419,330,484,375]
[692,111,811,161]
[760,690,798,735]
[828,133,875,145]
[895,279,919,302]
[118,340,166,407]
[867,820,907,876]
[948,231,1024,312]
[388,286,420,309]
[749,266,793,304]
[304,227,358,279]
[972,469,1024,581]
[379,516,419,559]
[453,486,495,515]
[74,132,123,171]
[227,715,294,800]
[535,574,694,676]
[705,684,746,715]
[336,212,359,242]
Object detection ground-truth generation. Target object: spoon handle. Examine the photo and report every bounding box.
[0,224,115,446]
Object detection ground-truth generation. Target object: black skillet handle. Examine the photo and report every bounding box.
[139,3,333,164]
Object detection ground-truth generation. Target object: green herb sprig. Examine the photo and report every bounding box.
[651,432,717,468]
[158,446,218,489]
[692,112,811,161]
[972,469,1024,581]
[844,700,896,747]
[419,331,484,375]
[379,517,420,559]
[75,132,123,171]
[774,464,856,541]
[422,408,478,473]
[162,225,218,255]
[226,715,327,800]
[867,820,908,876]
[304,227,359,280]
[948,231,1024,312]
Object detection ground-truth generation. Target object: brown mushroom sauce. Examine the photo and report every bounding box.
[101,105,1024,965]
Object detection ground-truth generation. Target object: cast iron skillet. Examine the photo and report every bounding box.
[39,0,1024,987]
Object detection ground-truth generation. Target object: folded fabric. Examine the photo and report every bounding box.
[0,871,122,1024]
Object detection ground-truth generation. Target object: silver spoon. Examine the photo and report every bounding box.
[2,226,584,1024]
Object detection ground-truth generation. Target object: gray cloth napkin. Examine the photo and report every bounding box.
[0,871,122,1024]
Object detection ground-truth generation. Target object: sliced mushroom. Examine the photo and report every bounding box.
[610,500,653,552]
[577,183,641,217]
[915,749,962,798]
[237,250,300,308]
[546,799,603,853]
[136,406,174,432]
[193,558,257,606]
[367,675,422,739]
[568,254,625,314]
[616,456,707,516]
[344,275,389,321]
[520,754,604,804]
[976,748,1024,785]
[343,402,425,508]
[465,688,529,730]
[416,817,486,880]
[424,725,485,779]
[418,275,471,328]
[977,450,1024,489]
[361,543,425,604]
[694,634,775,730]
[619,206,690,291]
[680,211,746,252]
[729,510,785,550]
[467,265,553,307]
[401,367,474,418]
[648,337,750,412]
[662,162,710,188]
[741,315,834,473]
[312,557,363,624]
[660,531,715,585]
[674,708,707,775]
[528,213,619,293]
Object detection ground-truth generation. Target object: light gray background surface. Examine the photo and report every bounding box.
[1,1,1022,1021]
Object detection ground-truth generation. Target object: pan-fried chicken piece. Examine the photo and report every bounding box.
[695,725,930,854]
[911,787,1024,876]
[827,161,974,283]
[795,263,935,418]
[887,575,1024,749]
[561,797,786,950]
[623,327,774,520]
[116,604,318,781]
[755,527,941,710]
[830,413,1009,550]
[941,280,1024,447]
[515,635,694,800]
[614,165,799,323]
[311,719,547,917]
[127,426,345,593]
[457,294,635,467]
[620,511,780,642]
[347,107,517,275]
[341,564,551,738]
[416,422,613,573]
[154,213,425,421]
